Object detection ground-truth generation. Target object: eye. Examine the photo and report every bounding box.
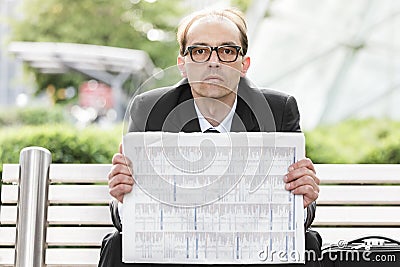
[223,48,234,55]
[191,47,209,55]
[195,49,206,55]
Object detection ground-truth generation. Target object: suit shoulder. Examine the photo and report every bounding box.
[255,87,298,110]
[128,79,191,132]
[258,87,294,102]
[134,79,189,105]
[135,86,174,103]
[243,85,300,131]
[257,88,300,132]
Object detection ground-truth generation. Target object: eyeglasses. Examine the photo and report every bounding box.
[183,45,243,63]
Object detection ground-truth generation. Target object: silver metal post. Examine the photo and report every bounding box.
[15,147,52,267]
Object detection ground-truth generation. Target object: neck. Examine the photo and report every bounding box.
[194,94,236,127]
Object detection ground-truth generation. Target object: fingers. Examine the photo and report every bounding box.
[108,173,134,203]
[286,176,319,209]
[285,174,319,193]
[284,158,320,208]
[290,184,319,208]
[111,153,132,167]
[285,158,320,185]
[108,151,134,203]
[110,154,132,176]
[288,158,316,175]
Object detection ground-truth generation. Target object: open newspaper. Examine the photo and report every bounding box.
[122,132,305,264]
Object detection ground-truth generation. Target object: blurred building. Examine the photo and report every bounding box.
[162,0,400,129]
[0,0,27,107]
[246,0,400,129]
[2,0,399,129]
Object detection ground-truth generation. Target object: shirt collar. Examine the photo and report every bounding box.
[193,96,237,133]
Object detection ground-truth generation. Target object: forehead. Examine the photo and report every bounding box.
[186,16,241,46]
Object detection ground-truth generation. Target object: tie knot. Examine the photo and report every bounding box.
[204,128,220,133]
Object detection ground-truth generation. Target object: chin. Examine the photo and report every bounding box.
[197,87,232,99]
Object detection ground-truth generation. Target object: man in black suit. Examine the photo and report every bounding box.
[100,7,322,267]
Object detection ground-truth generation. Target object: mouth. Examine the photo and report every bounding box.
[203,75,224,83]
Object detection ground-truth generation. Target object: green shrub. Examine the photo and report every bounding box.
[1,118,400,179]
[0,124,122,175]
[361,137,400,163]
[305,118,400,163]
[0,106,68,126]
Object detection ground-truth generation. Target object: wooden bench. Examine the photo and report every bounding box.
[1,163,400,265]
[0,164,114,266]
[312,164,400,247]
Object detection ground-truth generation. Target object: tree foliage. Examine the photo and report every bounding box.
[11,0,187,94]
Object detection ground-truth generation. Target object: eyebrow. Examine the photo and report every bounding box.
[190,41,239,46]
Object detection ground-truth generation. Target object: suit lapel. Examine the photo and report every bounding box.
[166,80,201,133]
[231,96,259,132]
[233,78,277,132]
[231,79,260,132]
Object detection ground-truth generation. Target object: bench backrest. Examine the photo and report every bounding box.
[1,163,400,265]
[1,164,113,266]
[313,164,400,246]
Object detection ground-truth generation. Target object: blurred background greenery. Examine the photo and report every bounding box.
[9,0,186,94]
[0,0,399,178]
[1,106,399,176]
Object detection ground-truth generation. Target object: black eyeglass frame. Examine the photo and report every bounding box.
[183,45,243,63]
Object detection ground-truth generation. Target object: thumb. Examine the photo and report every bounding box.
[119,143,123,154]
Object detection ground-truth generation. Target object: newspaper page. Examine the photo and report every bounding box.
[122,132,305,264]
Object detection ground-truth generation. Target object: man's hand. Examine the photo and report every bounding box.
[284,158,320,208]
[107,144,134,203]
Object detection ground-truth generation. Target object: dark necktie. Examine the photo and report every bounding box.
[204,128,220,133]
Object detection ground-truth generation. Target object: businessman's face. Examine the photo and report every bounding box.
[178,17,250,103]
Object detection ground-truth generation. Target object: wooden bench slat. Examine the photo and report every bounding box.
[47,227,115,246]
[3,205,400,226]
[1,206,17,225]
[317,185,400,205]
[5,184,399,205]
[5,225,399,249]
[50,164,110,183]
[315,164,400,184]
[5,164,400,184]
[313,206,400,226]
[1,164,19,183]
[0,248,14,266]
[1,184,111,204]
[3,229,400,265]
[1,164,111,183]
[1,206,112,225]
[4,225,400,248]
[313,227,400,247]
[46,248,100,265]
[0,248,100,266]
[0,227,115,246]
[0,227,15,246]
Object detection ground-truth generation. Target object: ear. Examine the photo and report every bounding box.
[177,56,187,78]
[240,56,250,77]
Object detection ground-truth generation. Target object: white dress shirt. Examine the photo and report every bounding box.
[194,96,237,133]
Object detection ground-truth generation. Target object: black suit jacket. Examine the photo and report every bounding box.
[110,77,316,230]
[128,78,300,133]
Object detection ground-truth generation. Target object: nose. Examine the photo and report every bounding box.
[208,50,220,67]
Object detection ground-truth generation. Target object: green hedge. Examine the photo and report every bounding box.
[305,118,400,163]
[362,136,400,163]
[1,118,399,178]
[0,124,121,175]
[0,106,68,126]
